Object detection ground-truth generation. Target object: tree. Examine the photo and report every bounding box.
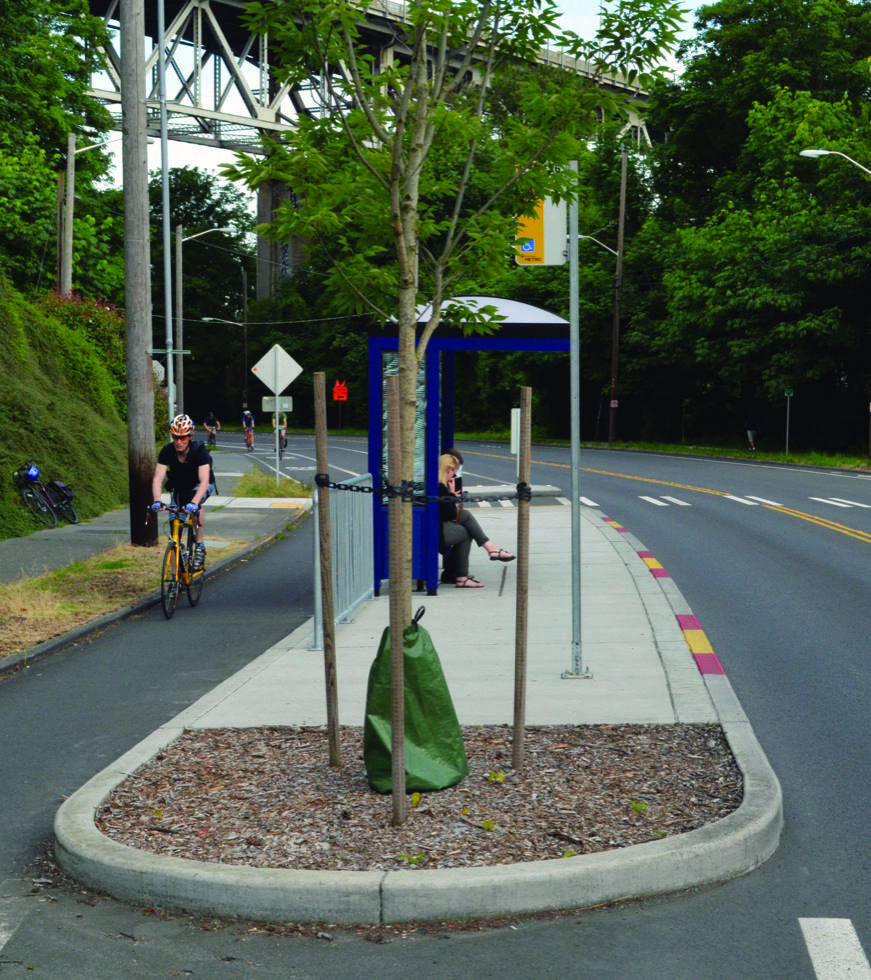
[221,0,681,822]
[646,0,871,223]
[227,0,683,629]
[0,0,112,161]
[0,0,117,297]
[653,90,871,448]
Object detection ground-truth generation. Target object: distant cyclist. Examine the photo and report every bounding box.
[272,411,287,449]
[151,414,211,569]
[242,409,255,450]
[203,411,221,446]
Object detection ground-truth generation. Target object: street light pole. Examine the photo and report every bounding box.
[62,133,126,296]
[800,147,871,455]
[609,148,627,446]
[174,225,231,412]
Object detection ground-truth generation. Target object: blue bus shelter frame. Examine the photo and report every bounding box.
[367,331,570,595]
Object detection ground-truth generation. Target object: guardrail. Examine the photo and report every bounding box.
[312,473,375,650]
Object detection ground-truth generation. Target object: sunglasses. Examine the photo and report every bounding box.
[172,434,191,442]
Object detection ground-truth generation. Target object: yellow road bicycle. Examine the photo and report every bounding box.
[155,505,205,619]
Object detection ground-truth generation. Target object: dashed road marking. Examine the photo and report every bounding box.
[639,495,669,506]
[0,880,30,953]
[746,495,782,506]
[799,918,871,979]
[661,496,691,506]
[810,497,853,508]
[723,494,759,505]
[828,498,871,508]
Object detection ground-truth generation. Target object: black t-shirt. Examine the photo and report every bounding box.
[204,414,218,428]
[157,439,211,501]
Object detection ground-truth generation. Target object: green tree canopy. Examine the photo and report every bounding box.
[646,0,871,222]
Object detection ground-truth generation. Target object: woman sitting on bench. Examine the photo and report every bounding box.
[438,452,515,589]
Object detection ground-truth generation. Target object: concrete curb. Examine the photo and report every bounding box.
[53,513,783,927]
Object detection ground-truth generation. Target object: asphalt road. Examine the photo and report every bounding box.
[2,441,870,978]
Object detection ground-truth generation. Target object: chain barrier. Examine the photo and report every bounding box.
[314,473,532,505]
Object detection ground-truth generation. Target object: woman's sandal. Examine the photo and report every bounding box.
[488,548,516,562]
[455,576,484,588]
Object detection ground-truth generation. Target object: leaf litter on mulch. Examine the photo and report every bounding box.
[97,724,743,872]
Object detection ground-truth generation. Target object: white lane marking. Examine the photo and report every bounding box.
[724,494,759,505]
[558,497,573,506]
[0,880,30,951]
[498,499,514,508]
[477,500,493,508]
[810,497,853,508]
[639,496,668,506]
[829,498,871,508]
[746,496,783,506]
[661,496,691,506]
[579,497,598,507]
[799,918,871,980]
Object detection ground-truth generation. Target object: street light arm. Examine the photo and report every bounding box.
[800,148,871,176]
[579,234,619,256]
[202,316,243,326]
[181,226,233,243]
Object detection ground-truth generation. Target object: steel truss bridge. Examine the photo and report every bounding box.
[87,0,650,295]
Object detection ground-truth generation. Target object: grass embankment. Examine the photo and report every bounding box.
[0,279,133,541]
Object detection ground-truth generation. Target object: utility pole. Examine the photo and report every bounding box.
[175,224,184,412]
[121,0,157,546]
[608,148,627,446]
[242,266,249,409]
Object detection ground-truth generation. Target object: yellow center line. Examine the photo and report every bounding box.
[467,450,871,544]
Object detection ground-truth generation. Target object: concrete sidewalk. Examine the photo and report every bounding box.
[53,502,783,926]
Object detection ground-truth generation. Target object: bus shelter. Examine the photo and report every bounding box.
[367,297,570,595]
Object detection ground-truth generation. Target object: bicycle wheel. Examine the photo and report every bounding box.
[22,486,57,527]
[184,523,204,606]
[57,499,80,524]
[187,562,204,605]
[160,541,180,619]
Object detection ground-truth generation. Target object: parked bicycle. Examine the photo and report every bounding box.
[13,461,79,527]
[153,504,205,619]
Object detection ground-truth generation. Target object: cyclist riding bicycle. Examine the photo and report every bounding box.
[272,411,287,448]
[242,409,255,449]
[203,411,221,444]
[151,414,211,569]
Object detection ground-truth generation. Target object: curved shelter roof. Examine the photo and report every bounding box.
[416,296,568,327]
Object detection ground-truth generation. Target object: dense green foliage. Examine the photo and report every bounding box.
[0,276,129,540]
[6,0,871,482]
[0,0,118,298]
[626,0,871,451]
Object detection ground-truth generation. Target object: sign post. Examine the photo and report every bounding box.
[785,388,793,456]
[251,344,303,485]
